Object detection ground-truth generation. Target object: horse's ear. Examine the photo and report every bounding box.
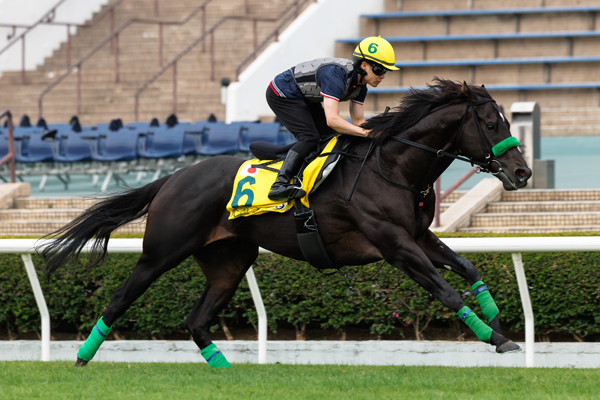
[461,81,473,99]
[481,84,486,89]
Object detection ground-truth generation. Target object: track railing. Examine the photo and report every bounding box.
[0,0,130,84]
[38,0,224,118]
[5,237,600,366]
[134,0,314,121]
[0,110,16,183]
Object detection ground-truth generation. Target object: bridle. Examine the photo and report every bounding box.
[360,98,520,235]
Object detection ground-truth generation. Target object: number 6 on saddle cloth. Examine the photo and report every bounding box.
[227,135,348,269]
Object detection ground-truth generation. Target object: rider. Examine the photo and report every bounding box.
[266,36,399,201]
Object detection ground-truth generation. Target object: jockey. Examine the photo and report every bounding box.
[267,36,399,201]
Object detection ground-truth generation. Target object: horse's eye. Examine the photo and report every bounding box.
[487,123,495,132]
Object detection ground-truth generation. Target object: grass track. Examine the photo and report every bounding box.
[1,362,599,399]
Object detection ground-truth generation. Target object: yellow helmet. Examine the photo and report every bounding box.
[353,36,399,71]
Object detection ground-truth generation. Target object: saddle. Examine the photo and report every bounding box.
[228,135,349,270]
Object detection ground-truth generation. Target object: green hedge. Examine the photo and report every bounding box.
[1,250,600,341]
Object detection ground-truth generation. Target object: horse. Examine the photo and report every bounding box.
[40,78,532,368]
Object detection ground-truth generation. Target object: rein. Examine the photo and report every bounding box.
[370,98,519,234]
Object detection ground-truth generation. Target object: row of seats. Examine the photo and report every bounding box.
[0,116,295,164]
[0,115,296,190]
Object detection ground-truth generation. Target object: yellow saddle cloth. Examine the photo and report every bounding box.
[227,136,341,219]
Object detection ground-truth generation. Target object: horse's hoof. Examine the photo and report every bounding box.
[74,357,89,367]
[496,340,521,354]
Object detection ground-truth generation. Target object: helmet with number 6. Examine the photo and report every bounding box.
[353,36,400,71]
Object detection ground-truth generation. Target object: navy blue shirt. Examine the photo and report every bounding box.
[270,64,367,104]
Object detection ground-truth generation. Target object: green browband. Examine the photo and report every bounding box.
[492,137,520,157]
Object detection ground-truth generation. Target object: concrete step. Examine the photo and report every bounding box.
[487,201,600,213]
[471,211,600,227]
[14,198,99,209]
[0,220,146,235]
[459,225,600,234]
[501,189,600,202]
[0,209,84,221]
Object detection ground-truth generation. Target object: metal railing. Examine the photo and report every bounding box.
[235,0,316,80]
[38,0,222,118]
[134,0,314,121]
[433,166,479,228]
[0,110,15,183]
[0,0,129,84]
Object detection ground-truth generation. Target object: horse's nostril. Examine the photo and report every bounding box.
[515,168,531,181]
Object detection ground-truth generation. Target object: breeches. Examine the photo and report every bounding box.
[266,86,338,158]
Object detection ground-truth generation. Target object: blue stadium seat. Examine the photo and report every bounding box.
[14,130,55,163]
[277,129,297,145]
[90,127,140,162]
[183,122,207,154]
[197,122,243,156]
[138,125,186,159]
[239,122,281,153]
[51,127,94,163]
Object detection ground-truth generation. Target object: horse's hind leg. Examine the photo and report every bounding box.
[74,247,191,366]
[185,238,258,368]
[416,230,511,344]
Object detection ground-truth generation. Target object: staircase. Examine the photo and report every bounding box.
[336,0,600,136]
[0,0,307,125]
[0,197,144,235]
[460,189,600,233]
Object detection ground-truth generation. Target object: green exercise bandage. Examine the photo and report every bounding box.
[457,306,492,343]
[492,137,519,157]
[201,343,232,368]
[77,317,111,361]
[472,281,499,323]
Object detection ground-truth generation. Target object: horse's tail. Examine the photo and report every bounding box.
[39,174,172,274]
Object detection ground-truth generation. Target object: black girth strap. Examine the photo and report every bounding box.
[294,201,338,270]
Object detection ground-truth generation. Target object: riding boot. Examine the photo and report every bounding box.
[268,150,307,201]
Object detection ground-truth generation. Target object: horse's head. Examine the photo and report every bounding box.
[457,82,532,190]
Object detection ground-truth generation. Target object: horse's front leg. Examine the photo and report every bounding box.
[415,230,504,334]
[381,229,519,353]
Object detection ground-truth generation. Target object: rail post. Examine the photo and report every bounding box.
[512,252,535,367]
[0,110,16,183]
[172,61,178,115]
[66,24,71,68]
[21,36,25,84]
[22,254,50,361]
[77,64,82,115]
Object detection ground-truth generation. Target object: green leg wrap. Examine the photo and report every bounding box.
[77,317,111,361]
[201,343,232,368]
[457,306,492,343]
[472,281,499,323]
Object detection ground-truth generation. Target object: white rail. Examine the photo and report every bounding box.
[2,237,600,367]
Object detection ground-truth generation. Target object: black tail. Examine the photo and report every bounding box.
[39,175,172,274]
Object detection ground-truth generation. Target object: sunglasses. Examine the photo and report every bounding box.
[369,62,387,76]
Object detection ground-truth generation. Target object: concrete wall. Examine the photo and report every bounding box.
[4,340,600,368]
[0,0,108,73]
[225,0,385,123]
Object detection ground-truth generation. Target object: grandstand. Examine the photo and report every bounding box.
[336,0,600,136]
[0,0,599,235]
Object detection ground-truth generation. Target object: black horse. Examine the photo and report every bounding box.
[41,79,532,367]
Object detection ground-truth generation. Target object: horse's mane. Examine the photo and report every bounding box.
[363,78,492,147]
